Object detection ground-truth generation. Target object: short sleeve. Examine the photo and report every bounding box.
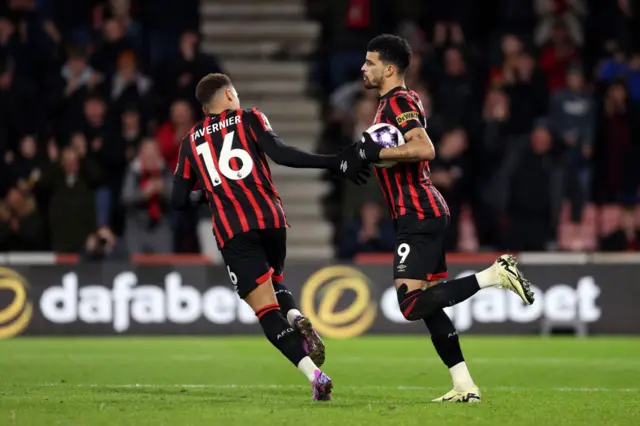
[174,137,196,184]
[385,95,426,134]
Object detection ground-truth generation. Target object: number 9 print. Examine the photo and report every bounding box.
[397,243,411,264]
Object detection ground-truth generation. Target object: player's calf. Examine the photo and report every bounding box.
[247,282,332,401]
[273,280,326,367]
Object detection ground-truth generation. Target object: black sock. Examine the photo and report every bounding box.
[273,282,297,315]
[427,275,480,309]
[423,309,464,368]
[256,304,307,366]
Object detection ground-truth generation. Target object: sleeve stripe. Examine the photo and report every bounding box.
[175,129,194,179]
[251,108,269,132]
[389,96,404,117]
[183,157,191,179]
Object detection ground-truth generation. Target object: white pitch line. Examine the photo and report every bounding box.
[38,383,640,392]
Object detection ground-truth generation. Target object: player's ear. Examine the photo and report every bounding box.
[225,87,235,102]
[385,64,395,78]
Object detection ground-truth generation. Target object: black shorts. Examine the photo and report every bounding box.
[393,215,449,281]
[220,228,286,299]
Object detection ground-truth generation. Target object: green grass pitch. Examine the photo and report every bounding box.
[1,336,639,425]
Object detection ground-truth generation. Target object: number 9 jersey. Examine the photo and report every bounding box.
[174,108,289,249]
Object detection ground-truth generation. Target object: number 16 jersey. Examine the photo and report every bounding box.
[174,108,289,248]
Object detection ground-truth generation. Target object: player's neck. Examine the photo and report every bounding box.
[379,79,406,98]
[206,103,233,115]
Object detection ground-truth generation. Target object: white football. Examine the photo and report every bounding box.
[362,123,405,168]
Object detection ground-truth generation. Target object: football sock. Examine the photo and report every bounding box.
[429,275,480,307]
[297,356,321,382]
[449,362,476,391]
[256,304,308,367]
[423,309,464,368]
[273,282,299,320]
[475,264,500,288]
[423,310,475,390]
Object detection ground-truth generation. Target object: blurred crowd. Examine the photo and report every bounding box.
[2,0,640,259]
[0,0,225,258]
[310,0,640,257]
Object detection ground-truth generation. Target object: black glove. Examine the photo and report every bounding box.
[189,189,207,206]
[330,144,371,185]
[355,132,384,163]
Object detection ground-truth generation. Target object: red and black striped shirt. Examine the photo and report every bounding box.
[372,86,450,220]
[174,108,288,248]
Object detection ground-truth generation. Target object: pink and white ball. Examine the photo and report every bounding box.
[362,123,405,168]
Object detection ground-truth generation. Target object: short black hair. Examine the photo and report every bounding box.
[195,73,232,106]
[366,34,412,74]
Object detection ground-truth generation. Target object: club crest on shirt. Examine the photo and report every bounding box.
[395,111,419,126]
[261,113,273,131]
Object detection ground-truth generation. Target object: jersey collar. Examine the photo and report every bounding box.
[379,85,408,101]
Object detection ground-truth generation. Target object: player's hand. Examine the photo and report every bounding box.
[332,144,371,185]
[188,189,207,206]
[355,132,383,163]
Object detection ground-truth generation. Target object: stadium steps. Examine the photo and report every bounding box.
[233,80,306,97]
[200,41,316,60]
[201,21,320,43]
[224,61,309,80]
[241,99,319,119]
[201,3,305,20]
[200,0,332,260]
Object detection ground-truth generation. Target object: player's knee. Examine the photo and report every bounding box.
[397,284,438,321]
[396,284,425,321]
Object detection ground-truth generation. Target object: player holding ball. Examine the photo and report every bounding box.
[354,34,536,403]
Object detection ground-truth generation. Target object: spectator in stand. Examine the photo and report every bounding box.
[496,0,538,36]
[549,64,595,197]
[118,106,145,164]
[432,47,477,128]
[594,81,638,205]
[104,50,152,114]
[539,22,581,92]
[535,0,587,47]
[338,95,382,232]
[57,45,103,135]
[81,225,129,261]
[60,44,102,101]
[121,138,173,254]
[158,29,223,113]
[489,34,524,87]
[470,88,515,249]
[156,99,195,173]
[144,0,199,69]
[503,50,549,135]
[337,201,395,260]
[38,146,101,252]
[499,121,583,250]
[598,50,640,102]
[321,0,392,91]
[7,135,45,191]
[102,0,143,55]
[430,128,470,250]
[0,187,44,251]
[599,204,640,251]
[91,17,135,76]
[0,56,37,158]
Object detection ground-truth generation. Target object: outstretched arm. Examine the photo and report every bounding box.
[259,131,335,168]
